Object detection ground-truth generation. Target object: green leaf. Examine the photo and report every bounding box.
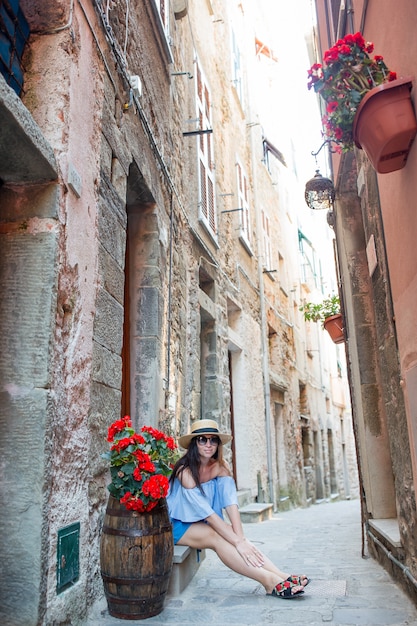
[121,462,136,476]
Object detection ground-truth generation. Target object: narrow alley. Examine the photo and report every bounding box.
[2,1,417,624]
[87,499,417,626]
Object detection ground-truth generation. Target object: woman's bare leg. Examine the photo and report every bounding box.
[178,522,304,595]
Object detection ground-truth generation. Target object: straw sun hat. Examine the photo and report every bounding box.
[178,419,232,449]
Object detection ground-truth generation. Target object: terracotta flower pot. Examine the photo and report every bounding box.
[323,314,344,344]
[353,77,417,173]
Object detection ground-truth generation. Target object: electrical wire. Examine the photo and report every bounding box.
[77,0,117,92]
[32,0,74,34]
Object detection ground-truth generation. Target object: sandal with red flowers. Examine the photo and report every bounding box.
[287,574,310,587]
[267,579,305,599]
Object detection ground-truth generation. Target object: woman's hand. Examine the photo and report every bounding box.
[236,538,265,567]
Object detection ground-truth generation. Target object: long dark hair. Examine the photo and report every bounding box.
[170,437,223,492]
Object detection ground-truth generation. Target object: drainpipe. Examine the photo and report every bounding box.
[248,123,275,508]
[258,244,275,508]
[367,528,417,590]
[165,192,174,404]
[360,0,369,34]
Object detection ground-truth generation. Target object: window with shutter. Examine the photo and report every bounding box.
[298,229,320,289]
[196,60,217,236]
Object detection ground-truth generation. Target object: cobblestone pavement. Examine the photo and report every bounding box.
[87,499,417,625]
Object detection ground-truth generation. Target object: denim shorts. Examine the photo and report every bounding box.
[171,518,192,544]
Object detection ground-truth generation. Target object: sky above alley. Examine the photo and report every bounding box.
[253,0,327,183]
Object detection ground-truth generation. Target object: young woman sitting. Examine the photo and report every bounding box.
[167,419,309,599]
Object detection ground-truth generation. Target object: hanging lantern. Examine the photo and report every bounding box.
[304,169,335,210]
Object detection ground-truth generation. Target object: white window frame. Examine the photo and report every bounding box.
[262,210,272,270]
[298,230,319,289]
[196,59,217,236]
[231,28,244,106]
[236,159,251,249]
[151,0,173,62]
[154,0,170,35]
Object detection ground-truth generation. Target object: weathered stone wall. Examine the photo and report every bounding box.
[0,185,59,626]
[333,152,396,517]
[354,152,417,563]
[330,140,417,600]
[313,0,417,604]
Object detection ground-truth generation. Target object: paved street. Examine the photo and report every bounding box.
[87,499,417,625]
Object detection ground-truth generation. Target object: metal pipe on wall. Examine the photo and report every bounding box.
[247,123,275,508]
[367,528,417,590]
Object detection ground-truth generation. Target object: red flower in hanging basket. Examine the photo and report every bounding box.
[307,32,397,152]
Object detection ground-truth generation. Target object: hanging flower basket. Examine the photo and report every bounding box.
[353,77,417,173]
[307,32,417,173]
[323,313,345,344]
[307,32,399,154]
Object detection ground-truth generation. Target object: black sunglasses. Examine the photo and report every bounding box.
[196,435,221,446]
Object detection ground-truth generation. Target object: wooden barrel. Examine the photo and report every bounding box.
[100,496,173,620]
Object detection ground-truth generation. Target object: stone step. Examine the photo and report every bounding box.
[239,502,273,523]
[167,546,206,597]
[278,496,291,511]
[237,488,252,508]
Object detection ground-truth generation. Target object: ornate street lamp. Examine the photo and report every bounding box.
[304,141,336,210]
[305,169,335,210]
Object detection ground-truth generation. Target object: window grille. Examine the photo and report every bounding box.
[0,0,29,96]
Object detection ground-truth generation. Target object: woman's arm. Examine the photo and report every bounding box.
[224,503,245,539]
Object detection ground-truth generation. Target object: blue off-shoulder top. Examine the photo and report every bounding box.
[167,475,239,543]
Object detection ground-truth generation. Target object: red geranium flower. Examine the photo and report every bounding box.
[102,417,179,512]
[326,101,339,113]
[107,415,132,442]
[133,468,142,482]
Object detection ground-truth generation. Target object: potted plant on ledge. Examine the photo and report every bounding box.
[300,294,344,344]
[307,32,417,173]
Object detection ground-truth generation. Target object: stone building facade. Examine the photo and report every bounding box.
[313,0,417,607]
[0,0,357,624]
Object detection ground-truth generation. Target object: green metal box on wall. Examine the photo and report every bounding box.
[57,522,80,593]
